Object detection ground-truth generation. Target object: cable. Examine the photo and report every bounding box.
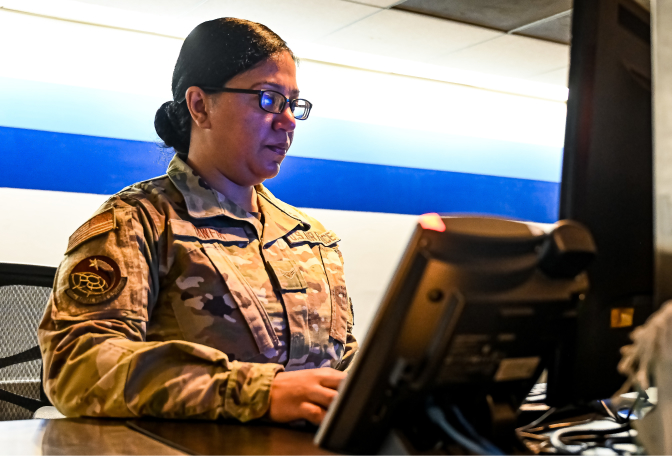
[626,391,644,420]
[426,402,495,455]
[600,400,619,422]
[548,424,631,455]
[450,406,504,455]
[516,407,557,433]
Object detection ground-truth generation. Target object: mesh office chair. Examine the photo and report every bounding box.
[0,263,56,420]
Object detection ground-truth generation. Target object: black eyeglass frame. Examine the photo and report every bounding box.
[198,87,312,120]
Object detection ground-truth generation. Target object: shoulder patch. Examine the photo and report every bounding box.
[66,208,116,253]
[286,229,340,246]
[66,256,127,305]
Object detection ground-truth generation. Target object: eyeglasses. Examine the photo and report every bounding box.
[199,87,312,120]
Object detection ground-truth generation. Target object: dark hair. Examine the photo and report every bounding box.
[155,18,295,158]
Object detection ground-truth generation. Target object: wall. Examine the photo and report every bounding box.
[0,9,566,340]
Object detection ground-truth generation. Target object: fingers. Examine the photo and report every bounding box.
[269,368,346,425]
[300,401,328,426]
[306,383,338,409]
[317,368,346,389]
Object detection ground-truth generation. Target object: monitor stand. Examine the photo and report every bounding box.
[374,393,523,455]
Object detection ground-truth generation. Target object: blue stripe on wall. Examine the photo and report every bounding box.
[270,157,559,223]
[2,126,168,194]
[1,126,559,222]
[1,76,563,182]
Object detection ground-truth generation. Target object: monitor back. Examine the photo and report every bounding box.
[559,0,654,403]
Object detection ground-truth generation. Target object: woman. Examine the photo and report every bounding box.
[38,18,357,425]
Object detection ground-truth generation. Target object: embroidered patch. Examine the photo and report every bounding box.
[170,220,249,244]
[320,231,339,245]
[66,256,127,305]
[66,208,116,253]
[267,260,307,291]
[286,230,340,246]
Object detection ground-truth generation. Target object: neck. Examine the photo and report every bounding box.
[186,157,258,213]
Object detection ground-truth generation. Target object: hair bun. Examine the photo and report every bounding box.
[155,101,190,155]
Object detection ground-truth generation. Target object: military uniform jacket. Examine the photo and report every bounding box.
[38,156,357,421]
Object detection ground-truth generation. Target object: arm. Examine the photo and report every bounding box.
[39,311,281,419]
[38,197,282,420]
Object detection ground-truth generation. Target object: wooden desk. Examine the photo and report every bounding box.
[0,418,183,455]
[0,418,332,455]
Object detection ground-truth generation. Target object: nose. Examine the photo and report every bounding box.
[273,103,296,133]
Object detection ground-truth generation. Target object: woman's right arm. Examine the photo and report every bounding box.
[39,309,282,420]
[38,197,282,420]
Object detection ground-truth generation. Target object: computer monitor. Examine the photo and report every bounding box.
[558,0,653,404]
[315,215,595,454]
[315,0,654,451]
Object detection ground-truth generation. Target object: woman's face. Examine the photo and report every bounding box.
[202,51,298,187]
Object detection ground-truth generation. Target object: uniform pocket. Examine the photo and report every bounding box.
[201,243,279,353]
[319,246,349,345]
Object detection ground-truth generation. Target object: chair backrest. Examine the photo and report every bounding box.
[0,263,56,420]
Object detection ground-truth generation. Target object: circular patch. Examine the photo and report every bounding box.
[66,256,127,305]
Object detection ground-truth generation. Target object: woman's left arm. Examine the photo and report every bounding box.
[338,296,358,371]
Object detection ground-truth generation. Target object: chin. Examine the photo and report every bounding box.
[259,163,282,181]
[257,166,280,183]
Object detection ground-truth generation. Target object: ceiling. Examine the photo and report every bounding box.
[0,0,572,91]
[395,0,572,44]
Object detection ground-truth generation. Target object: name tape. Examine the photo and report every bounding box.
[286,230,339,246]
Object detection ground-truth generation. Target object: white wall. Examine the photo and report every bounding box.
[0,9,567,342]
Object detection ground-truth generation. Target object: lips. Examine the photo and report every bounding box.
[266,144,288,155]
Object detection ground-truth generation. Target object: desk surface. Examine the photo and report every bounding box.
[0,418,332,455]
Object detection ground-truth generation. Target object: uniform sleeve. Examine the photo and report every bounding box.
[338,297,358,372]
[38,197,283,420]
[333,248,359,372]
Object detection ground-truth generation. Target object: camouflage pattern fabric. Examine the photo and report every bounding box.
[38,155,358,420]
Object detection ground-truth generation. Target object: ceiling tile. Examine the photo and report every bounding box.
[527,66,569,86]
[1,0,179,36]
[395,0,572,32]
[69,0,209,16]
[434,33,569,80]
[317,8,502,63]
[343,0,400,7]
[178,0,380,42]
[515,10,572,44]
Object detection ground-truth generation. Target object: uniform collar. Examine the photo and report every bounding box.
[167,155,311,243]
[167,155,262,234]
[256,185,312,246]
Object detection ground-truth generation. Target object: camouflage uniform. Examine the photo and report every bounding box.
[38,155,357,421]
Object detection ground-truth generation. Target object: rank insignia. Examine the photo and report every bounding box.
[267,260,307,291]
[66,256,127,305]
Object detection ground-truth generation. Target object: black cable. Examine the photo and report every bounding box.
[626,391,643,420]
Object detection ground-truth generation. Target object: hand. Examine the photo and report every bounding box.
[618,299,672,390]
[268,367,346,425]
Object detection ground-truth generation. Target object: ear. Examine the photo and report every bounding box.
[185,86,212,129]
